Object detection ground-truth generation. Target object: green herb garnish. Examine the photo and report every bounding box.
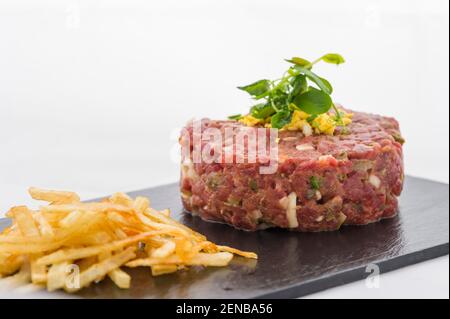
[228,114,243,120]
[236,53,346,129]
[310,176,321,190]
[249,179,258,192]
[391,133,406,145]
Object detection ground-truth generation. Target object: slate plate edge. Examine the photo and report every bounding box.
[254,243,449,299]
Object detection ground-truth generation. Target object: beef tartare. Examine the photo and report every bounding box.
[179,110,404,232]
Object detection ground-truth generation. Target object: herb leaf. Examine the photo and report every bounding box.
[307,114,318,122]
[251,103,275,119]
[319,77,333,94]
[228,114,243,120]
[294,66,332,95]
[238,79,271,97]
[290,75,308,100]
[321,53,345,65]
[293,87,332,115]
[271,109,292,129]
[285,57,311,68]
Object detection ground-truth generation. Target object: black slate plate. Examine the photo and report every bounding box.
[0,176,448,299]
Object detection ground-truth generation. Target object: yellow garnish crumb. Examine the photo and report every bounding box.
[239,115,264,127]
[342,112,353,125]
[284,110,310,131]
[311,113,336,135]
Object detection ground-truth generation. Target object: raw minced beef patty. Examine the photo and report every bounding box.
[179,110,405,232]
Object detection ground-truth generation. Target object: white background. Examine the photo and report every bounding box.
[0,0,448,299]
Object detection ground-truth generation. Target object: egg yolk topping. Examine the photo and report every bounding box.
[239,109,353,136]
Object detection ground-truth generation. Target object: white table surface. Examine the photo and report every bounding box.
[0,0,448,299]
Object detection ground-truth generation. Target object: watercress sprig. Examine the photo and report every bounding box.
[232,53,345,129]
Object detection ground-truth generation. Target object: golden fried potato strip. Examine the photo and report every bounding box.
[126,252,234,268]
[28,187,80,205]
[0,188,258,292]
[108,268,131,289]
[65,247,136,293]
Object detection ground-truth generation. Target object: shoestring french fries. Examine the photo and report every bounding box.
[0,188,257,292]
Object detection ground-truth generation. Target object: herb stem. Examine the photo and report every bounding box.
[270,99,280,112]
[305,57,323,69]
[332,103,344,125]
[273,68,298,91]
